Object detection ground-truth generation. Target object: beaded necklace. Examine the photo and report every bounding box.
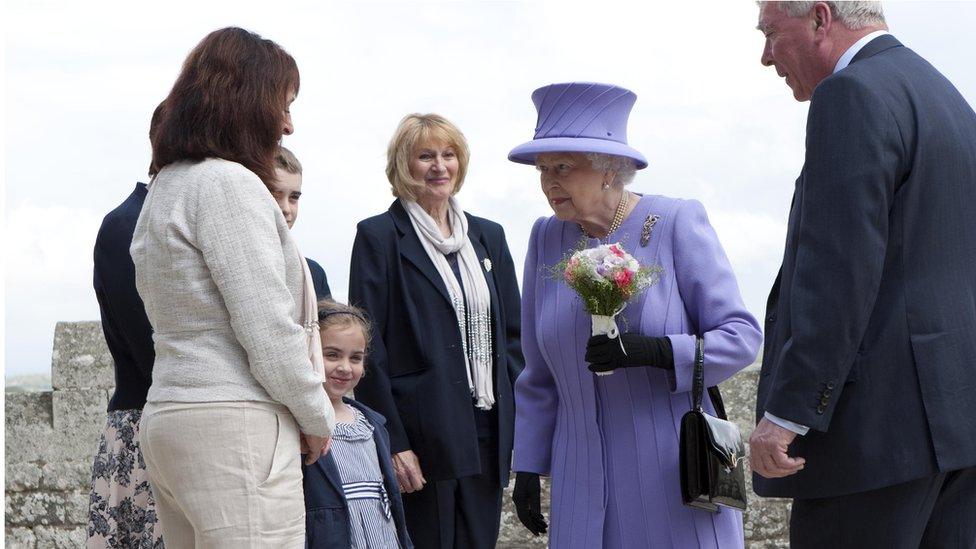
[581,191,630,241]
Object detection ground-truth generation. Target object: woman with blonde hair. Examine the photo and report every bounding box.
[348,113,523,548]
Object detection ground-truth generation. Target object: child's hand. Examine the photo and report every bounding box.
[392,450,426,493]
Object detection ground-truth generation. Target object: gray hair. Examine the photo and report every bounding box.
[585,152,637,186]
[761,1,885,30]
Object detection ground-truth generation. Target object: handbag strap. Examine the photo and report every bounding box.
[692,337,731,420]
[693,336,705,412]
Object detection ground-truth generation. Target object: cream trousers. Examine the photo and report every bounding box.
[140,401,305,548]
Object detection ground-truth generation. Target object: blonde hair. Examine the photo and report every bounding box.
[385,113,470,201]
[275,146,303,175]
[317,299,372,354]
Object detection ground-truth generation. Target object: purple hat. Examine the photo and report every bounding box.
[508,82,647,169]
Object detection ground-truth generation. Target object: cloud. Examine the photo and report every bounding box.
[5,203,103,377]
[6,203,101,286]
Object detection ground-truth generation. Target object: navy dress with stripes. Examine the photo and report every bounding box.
[331,406,402,548]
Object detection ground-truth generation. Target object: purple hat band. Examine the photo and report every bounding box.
[509,82,647,169]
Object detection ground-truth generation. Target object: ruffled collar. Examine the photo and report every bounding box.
[333,405,374,442]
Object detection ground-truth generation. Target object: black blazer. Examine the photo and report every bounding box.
[306,257,332,299]
[94,183,155,411]
[302,398,412,549]
[349,199,523,483]
[757,35,976,498]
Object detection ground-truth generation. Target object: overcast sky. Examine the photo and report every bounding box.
[5,1,976,379]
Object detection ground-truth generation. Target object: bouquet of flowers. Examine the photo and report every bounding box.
[556,242,662,376]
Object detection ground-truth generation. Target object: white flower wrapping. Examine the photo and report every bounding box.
[590,305,627,376]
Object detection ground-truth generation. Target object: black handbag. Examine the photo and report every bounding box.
[679,337,748,512]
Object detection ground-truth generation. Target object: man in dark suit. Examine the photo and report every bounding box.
[751,2,976,547]
[272,146,331,298]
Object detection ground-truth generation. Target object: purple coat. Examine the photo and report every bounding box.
[514,195,762,548]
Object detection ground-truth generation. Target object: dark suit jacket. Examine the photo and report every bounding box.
[302,398,412,549]
[349,199,524,483]
[756,35,976,498]
[94,183,155,411]
[305,257,332,299]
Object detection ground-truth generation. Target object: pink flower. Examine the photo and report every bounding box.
[609,244,625,258]
[613,269,633,288]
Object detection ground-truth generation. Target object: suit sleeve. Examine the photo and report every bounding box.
[513,217,559,475]
[348,224,411,453]
[193,169,332,438]
[490,224,525,383]
[667,200,763,392]
[764,75,901,431]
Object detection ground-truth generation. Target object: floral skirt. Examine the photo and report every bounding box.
[87,409,164,548]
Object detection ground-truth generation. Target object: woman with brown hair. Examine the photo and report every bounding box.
[131,27,334,548]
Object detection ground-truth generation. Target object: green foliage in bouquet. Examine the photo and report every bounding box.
[552,241,663,316]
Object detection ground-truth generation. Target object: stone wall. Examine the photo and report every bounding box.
[6,321,790,548]
[6,322,115,548]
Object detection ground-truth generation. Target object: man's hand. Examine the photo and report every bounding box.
[392,450,426,493]
[301,433,330,465]
[748,417,805,478]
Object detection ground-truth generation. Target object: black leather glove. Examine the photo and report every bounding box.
[512,472,547,536]
[586,333,675,373]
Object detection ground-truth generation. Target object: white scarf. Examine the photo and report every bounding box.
[403,198,495,410]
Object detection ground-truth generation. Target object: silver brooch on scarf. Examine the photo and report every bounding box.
[640,214,661,247]
[483,258,492,272]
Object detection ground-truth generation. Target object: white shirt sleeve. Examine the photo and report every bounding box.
[764,412,810,436]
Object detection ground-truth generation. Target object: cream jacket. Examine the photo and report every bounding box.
[131,158,333,437]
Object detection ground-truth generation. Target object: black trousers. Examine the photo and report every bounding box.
[790,466,976,549]
[402,437,503,549]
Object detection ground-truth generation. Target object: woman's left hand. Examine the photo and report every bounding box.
[585,334,674,373]
[392,450,426,493]
[300,433,331,465]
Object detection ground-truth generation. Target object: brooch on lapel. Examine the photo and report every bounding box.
[483,258,492,272]
[640,214,661,247]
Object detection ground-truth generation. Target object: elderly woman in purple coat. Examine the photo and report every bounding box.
[507,82,762,549]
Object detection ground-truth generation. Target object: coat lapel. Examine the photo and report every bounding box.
[466,217,504,363]
[466,218,500,311]
[389,200,453,305]
[314,453,346,502]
